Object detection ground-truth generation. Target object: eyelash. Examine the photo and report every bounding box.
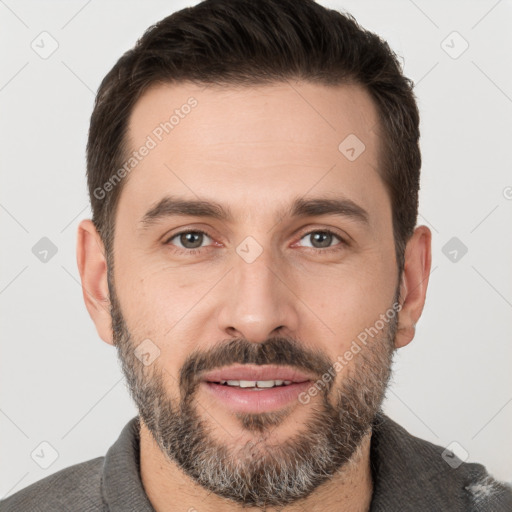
[164,228,347,256]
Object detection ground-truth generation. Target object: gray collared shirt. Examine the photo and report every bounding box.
[2,412,511,511]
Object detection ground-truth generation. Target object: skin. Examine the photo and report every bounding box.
[77,81,431,511]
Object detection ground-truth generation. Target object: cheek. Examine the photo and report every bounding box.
[113,258,222,352]
[293,252,397,353]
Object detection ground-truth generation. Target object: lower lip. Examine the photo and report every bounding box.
[201,381,311,413]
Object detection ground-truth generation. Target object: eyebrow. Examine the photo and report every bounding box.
[138,194,369,230]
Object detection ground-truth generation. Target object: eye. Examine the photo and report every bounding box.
[165,230,214,253]
[296,229,346,253]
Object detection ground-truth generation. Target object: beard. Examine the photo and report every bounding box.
[109,274,398,508]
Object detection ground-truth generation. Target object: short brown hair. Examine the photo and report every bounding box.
[87,0,421,273]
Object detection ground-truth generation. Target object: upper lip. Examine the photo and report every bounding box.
[201,364,315,383]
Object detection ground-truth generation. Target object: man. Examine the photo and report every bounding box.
[2,0,511,510]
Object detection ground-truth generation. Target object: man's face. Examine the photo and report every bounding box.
[109,81,400,506]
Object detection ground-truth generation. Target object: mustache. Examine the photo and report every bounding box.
[179,336,334,397]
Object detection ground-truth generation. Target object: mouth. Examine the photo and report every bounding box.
[209,379,295,389]
[200,364,314,413]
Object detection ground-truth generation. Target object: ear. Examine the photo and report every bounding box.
[395,225,432,349]
[76,219,114,345]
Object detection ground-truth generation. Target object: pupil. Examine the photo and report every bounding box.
[181,232,202,249]
[313,232,331,248]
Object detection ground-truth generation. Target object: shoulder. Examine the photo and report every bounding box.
[0,456,106,512]
[370,413,512,511]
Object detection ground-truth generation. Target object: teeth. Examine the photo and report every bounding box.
[258,380,280,388]
[239,380,256,388]
[218,379,293,388]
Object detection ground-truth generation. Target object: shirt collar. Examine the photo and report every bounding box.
[101,416,155,511]
[368,411,485,511]
[100,412,482,511]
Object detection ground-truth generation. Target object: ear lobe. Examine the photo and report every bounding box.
[394,225,432,349]
[76,219,114,345]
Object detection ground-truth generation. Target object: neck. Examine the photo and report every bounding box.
[139,420,374,512]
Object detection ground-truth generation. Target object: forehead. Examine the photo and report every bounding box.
[118,80,386,227]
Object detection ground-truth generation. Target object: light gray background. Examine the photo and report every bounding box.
[1,0,511,498]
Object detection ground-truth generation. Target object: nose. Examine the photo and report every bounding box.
[216,245,300,344]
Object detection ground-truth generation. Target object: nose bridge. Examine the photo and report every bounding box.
[217,237,298,342]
